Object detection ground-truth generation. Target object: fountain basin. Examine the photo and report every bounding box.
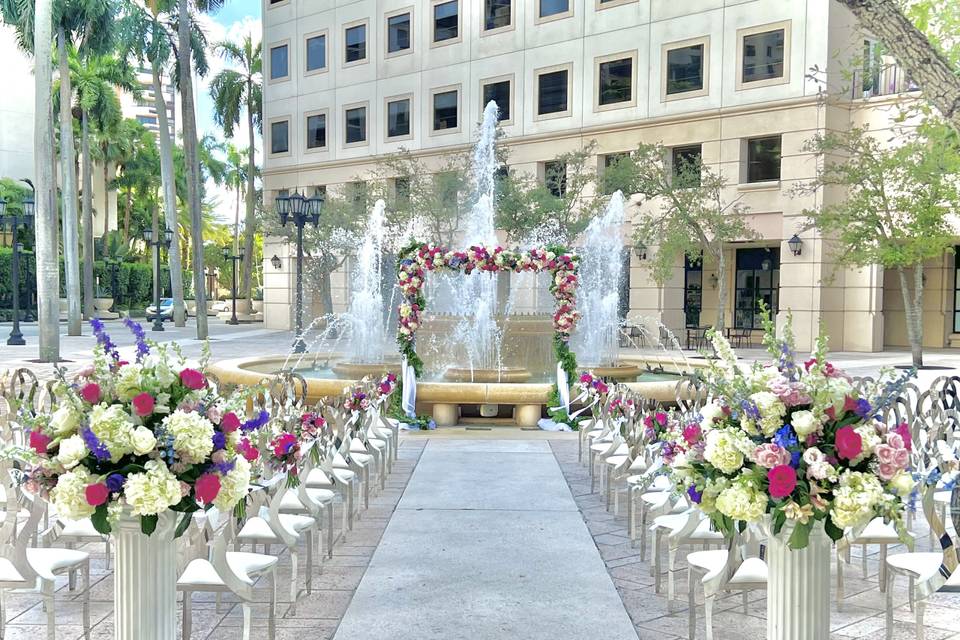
[443,367,532,383]
[578,364,642,381]
[331,360,401,378]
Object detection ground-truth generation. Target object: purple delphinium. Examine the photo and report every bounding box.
[81,426,111,461]
[212,459,236,475]
[241,410,270,433]
[687,485,703,504]
[123,318,150,362]
[105,474,125,493]
[854,398,873,420]
[90,319,120,362]
[779,341,798,381]
[212,431,226,450]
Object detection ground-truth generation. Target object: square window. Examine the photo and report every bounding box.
[666,44,704,95]
[270,120,289,154]
[600,152,629,194]
[345,106,367,144]
[671,144,701,187]
[394,177,411,207]
[482,80,511,122]
[269,44,288,80]
[433,1,458,42]
[598,56,633,106]
[745,136,781,183]
[484,0,511,30]
[537,69,569,116]
[433,90,458,131]
[544,161,567,197]
[345,24,367,63]
[387,98,411,138]
[306,114,326,149]
[742,28,784,83]
[387,13,411,53]
[539,0,568,18]
[306,35,326,72]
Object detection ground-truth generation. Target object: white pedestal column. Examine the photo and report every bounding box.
[766,521,831,640]
[114,511,177,640]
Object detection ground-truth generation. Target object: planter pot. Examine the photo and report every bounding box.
[251,299,263,313]
[94,297,113,312]
[114,511,177,640]
[764,519,831,640]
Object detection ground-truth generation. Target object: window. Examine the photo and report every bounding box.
[433,1,458,42]
[269,44,289,80]
[543,161,567,197]
[538,0,569,19]
[394,177,411,208]
[666,43,704,95]
[136,115,157,125]
[306,34,326,72]
[740,25,786,84]
[306,113,326,150]
[345,24,367,63]
[482,79,511,122]
[432,89,458,132]
[597,55,633,107]
[671,144,702,187]
[387,12,411,54]
[734,248,780,330]
[387,98,411,139]
[537,68,569,117]
[270,120,289,154]
[745,136,781,183]
[347,181,367,205]
[684,256,703,328]
[600,152,629,195]
[954,245,960,333]
[484,0,511,31]
[345,106,367,145]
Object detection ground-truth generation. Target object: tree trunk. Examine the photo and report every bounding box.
[714,248,727,332]
[242,87,256,303]
[178,0,208,339]
[896,265,925,368]
[123,187,132,242]
[153,64,186,327]
[35,0,59,361]
[834,0,960,131]
[80,108,95,319]
[58,28,82,336]
[102,158,110,251]
[318,269,334,317]
[152,201,160,306]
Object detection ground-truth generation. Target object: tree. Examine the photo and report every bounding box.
[221,143,247,253]
[35,0,58,360]
[605,143,757,331]
[112,120,160,243]
[798,122,960,367]
[833,0,960,130]
[209,33,261,304]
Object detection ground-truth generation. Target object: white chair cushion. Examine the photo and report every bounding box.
[25,547,89,581]
[605,455,628,467]
[59,518,104,539]
[687,550,727,576]
[887,552,943,582]
[729,557,768,585]
[856,517,903,542]
[629,458,647,472]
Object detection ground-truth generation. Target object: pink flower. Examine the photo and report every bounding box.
[29,431,52,455]
[179,368,206,390]
[654,412,668,426]
[194,474,221,504]
[221,412,241,432]
[76,364,95,378]
[682,424,702,446]
[753,443,791,469]
[895,423,912,451]
[84,483,110,506]
[272,433,298,458]
[842,396,859,414]
[579,373,592,384]
[79,382,102,404]
[211,450,228,465]
[132,392,155,417]
[238,438,260,462]
[835,426,862,460]
[767,465,797,499]
[878,462,899,481]
[206,405,223,424]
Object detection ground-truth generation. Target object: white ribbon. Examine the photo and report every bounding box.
[557,362,570,413]
[401,357,417,418]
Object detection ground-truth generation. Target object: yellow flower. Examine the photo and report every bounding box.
[783,501,814,525]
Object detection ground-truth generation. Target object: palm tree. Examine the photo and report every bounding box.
[94,118,140,248]
[109,119,158,243]
[209,34,261,304]
[222,143,247,253]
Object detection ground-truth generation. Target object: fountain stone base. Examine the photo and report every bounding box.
[579,364,642,381]
[442,367,532,383]
[331,361,400,379]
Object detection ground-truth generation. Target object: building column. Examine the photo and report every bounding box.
[262,236,294,330]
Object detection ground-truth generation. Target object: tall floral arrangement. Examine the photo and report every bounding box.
[663,313,915,548]
[19,320,264,536]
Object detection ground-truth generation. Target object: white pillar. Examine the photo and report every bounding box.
[114,511,177,640]
[766,521,831,640]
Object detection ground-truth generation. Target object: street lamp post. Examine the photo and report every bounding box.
[275,191,322,353]
[222,246,244,326]
[0,195,35,346]
[144,227,173,332]
[104,257,121,313]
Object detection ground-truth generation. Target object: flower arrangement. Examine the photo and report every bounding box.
[663,312,915,549]
[395,240,581,380]
[375,373,398,401]
[576,372,610,400]
[19,320,263,536]
[343,385,371,412]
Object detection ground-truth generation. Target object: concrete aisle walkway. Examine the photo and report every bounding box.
[333,438,639,640]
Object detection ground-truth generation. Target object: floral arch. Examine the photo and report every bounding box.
[395,241,581,380]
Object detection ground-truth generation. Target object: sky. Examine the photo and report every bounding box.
[194,0,262,225]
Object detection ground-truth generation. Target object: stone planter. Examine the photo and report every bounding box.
[94,297,119,320]
[251,299,263,313]
[764,519,830,640]
[114,511,177,640]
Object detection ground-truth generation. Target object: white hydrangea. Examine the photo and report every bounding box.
[51,467,97,520]
[123,460,183,516]
[213,455,251,511]
[853,423,883,465]
[704,429,752,474]
[49,405,81,436]
[142,354,178,389]
[748,366,780,392]
[699,401,725,428]
[131,426,157,456]
[791,410,821,438]
[162,410,214,463]
[831,471,884,529]
[89,404,136,461]
[114,363,144,401]
[715,478,767,523]
[55,434,87,469]
[751,391,787,436]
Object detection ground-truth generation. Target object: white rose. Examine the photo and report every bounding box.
[131,426,157,456]
[49,406,80,436]
[890,471,914,497]
[791,410,820,438]
[55,435,87,469]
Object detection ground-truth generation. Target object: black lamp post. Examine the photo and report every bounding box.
[104,257,121,312]
[144,227,173,332]
[275,191,322,353]
[0,195,34,346]
[222,246,244,325]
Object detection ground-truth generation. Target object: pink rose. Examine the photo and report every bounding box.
[76,364,95,378]
[206,406,223,424]
[79,382,101,404]
[84,483,110,506]
[179,481,192,497]
[886,432,905,450]
[878,462,898,481]
[875,444,896,465]
[239,438,260,462]
[211,450,228,465]
[654,412,668,426]
[767,464,797,499]
[682,424,702,446]
[29,431,52,455]
[835,426,862,461]
[221,412,241,433]
[132,392,155,417]
[179,368,206,390]
[752,443,791,469]
[894,449,909,467]
[194,474,221,504]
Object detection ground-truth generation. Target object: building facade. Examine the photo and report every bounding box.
[261,0,960,352]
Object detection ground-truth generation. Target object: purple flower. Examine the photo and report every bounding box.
[687,485,703,504]
[122,318,150,362]
[212,431,226,450]
[212,459,236,475]
[854,398,873,419]
[241,410,270,433]
[105,474,125,493]
[81,426,111,461]
[740,400,761,420]
[90,319,120,362]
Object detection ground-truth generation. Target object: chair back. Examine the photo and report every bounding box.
[0,459,41,584]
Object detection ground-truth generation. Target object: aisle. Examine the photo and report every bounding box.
[333,438,639,640]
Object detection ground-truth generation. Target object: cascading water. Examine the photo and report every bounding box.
[345,199,388,363]
[573,190,626,367]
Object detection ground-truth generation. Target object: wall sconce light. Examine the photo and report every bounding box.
[709,273,718,290]
[788,234,803,256]
[270,254,282,270]
[633,241,647,261]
